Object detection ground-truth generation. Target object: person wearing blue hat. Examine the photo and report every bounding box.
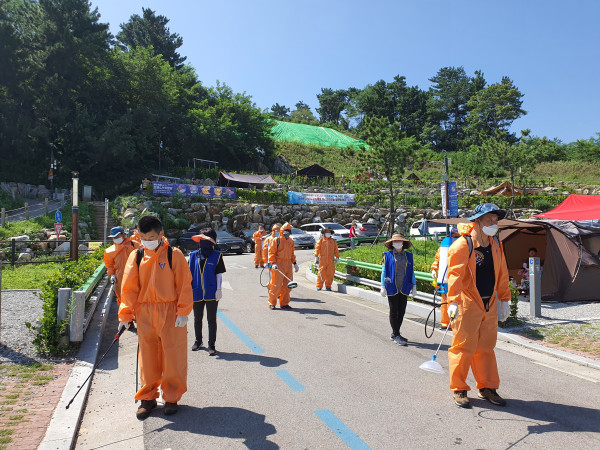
[104,226,139,310]
[445,203,511,408]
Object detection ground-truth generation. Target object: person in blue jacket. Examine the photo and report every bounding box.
[189,227,226,356]
[380,233,417,346]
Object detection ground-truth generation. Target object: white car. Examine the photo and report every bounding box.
[409,220,450,237]
[300,222,350,244]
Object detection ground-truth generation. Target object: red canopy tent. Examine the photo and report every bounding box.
[533,194,600,220]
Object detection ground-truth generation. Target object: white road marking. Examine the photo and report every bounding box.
[221,281,233,290]
[227,263,249,270]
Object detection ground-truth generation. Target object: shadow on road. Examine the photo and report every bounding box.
[476,399,600,448]
[154,405,278,449]
[290,307,345,317]
[212,351,287,368]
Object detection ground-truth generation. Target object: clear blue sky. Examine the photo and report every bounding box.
[93,0,600,144]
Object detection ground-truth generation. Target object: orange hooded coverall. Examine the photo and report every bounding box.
[267,227,296,307]
[253,230,265,267]
[314,236,339,289]
[103,237,138,305]
[119,237,193,403]
[430,246,450,328]
[446,231,510,392]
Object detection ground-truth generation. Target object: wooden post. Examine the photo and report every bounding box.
[1,208,4,227]
[45,198,49,214]
[0,260,2,343]
[24,202,29,220]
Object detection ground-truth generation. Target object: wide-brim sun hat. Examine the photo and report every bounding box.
[108,226,124,238]
[468,203,506,221]
[191,234,216,244]
[384,233,412,249]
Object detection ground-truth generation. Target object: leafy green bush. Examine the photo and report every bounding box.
[237,189,287,203]
[0,190,24,210]
[32,247,106,355]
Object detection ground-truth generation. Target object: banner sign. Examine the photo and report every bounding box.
[288,191,355,205]
[440,182,458,217]
[152,182,236,199]
[88,241,102,251]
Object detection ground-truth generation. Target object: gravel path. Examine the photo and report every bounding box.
[515,294,600,326]
[0,290,70,364]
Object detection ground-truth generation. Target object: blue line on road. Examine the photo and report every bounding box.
[314,409,371,450]
[216,310,265,354]
[275,369,306,391]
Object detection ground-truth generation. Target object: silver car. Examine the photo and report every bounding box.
[290,228,316,249]
[345,222,380,238]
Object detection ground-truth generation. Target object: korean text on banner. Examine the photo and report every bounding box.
[288,191,355,205]
[440,182,458,217]
[152,182,236,199]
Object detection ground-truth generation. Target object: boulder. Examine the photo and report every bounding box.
[123,208,137,219]
[168,208,183,216]
[191,203,207,212]
[11,235,29,250]
[78,244,88,253]
[203,178,215,186]
[17,252,31,262]
[208,205,220,216]
[54,241,71,256]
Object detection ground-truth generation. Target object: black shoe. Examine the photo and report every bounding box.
[325,288,332,291]
[393,335,408,346]
[280,304,293,310]
[478,388,507,406]
[255,265,258,268]
[269,305,276,310]
[453,391,471,409]
[164,402,178,415]
[208,347,217,356]
[192,341,203,351]
[136,399,157,420]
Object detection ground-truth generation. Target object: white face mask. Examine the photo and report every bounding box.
[325,233,332,238]
[482,224,499,236]
[393,243,404,250]
[113,237,124,245]
[141,239,160,250]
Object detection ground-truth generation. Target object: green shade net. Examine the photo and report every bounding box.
[271,121,369,150]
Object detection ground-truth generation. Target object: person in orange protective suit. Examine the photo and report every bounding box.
[253,225,266,268]
[103,226,138,308]
[262,224,280,267]
[119,215,193,420]
[314,227,339,291]
[267,222,298,310]
[446,203,511,409]
[430,226,460,329]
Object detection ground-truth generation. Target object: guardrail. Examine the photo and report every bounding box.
[1,198,66,225]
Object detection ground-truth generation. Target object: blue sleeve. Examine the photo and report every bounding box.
[380,254,386,286]
[409,252,416,286]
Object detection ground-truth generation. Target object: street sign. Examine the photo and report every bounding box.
[48,168,53,180]
[54,222,63,236]
[55,210,62,223]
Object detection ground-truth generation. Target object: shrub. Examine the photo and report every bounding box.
[32,247,106,355]
[236,189,288,203]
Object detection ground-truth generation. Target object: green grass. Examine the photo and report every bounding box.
[0,263,62,289]
[0,191,24,211]
[533,160,600,184]
[519,323,600,358]
[0,430,14,437]
[275,141,363,178]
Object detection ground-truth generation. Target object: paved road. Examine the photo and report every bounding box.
[4,198,63,223]
[76,249,600,449]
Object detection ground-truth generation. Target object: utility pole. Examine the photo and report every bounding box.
[443,152,450,236]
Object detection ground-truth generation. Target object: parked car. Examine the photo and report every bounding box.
[179,227,246,254]
[409,220,449,237]
[344,222,380,238]
[300,222,350,245]
[290,228,316,249]
[235,229,259,253]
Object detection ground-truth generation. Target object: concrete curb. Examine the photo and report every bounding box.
[39,279,114,450]
[303,266,600,371]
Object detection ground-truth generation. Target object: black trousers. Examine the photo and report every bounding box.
[388,292,408,336]
[193,300,218,349]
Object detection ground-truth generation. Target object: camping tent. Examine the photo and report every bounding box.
[430,217,600,301]
[217,172,278,188]
[480,181,523,196]
[533,194,600,220]
[296,164,334,179]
